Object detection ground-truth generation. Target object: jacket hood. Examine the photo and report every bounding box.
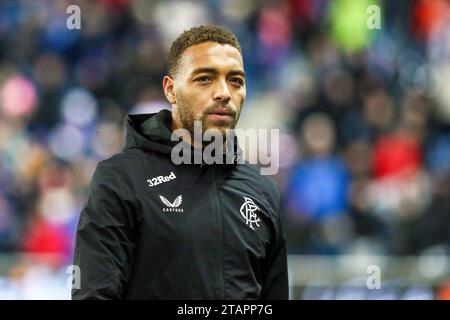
[124,109,242,165]
[125,109,176,155]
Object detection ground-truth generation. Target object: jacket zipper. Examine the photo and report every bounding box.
[211,167,225,299]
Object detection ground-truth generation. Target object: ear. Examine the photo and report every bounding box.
[163,75,176,105]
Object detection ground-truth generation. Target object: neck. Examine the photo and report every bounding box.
[173,123,236,152]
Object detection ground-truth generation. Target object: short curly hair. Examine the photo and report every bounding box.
[167,25,242,77]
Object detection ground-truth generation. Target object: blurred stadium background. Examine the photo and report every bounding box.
[0,0,450,299]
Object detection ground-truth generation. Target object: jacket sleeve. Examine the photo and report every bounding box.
[72,161,137,300]
[260,186,289,300]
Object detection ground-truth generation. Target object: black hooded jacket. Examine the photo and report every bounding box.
[72,109,288,300]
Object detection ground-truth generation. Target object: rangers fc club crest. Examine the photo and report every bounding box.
[240,196,261,230]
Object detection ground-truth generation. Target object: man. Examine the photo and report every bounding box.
[72,25,288,300]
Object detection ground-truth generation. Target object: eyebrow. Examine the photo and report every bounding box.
[191,67,245,78]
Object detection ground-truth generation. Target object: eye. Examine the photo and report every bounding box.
[195,76,212,84]
[230,78,244,86]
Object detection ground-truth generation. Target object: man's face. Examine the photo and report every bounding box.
[165,41,246,138]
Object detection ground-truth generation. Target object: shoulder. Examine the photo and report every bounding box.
[91,152,138,191]
[98,148,142,169]
[238,162,280,191]
[234,162,281,212]
[95,146,148,175]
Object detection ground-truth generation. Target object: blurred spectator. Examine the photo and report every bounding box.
[285,113,352,254]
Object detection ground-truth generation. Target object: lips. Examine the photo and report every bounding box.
[206,109,235,123]
[207,114,234,121]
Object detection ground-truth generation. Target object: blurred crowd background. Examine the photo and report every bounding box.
[0,0,449,299]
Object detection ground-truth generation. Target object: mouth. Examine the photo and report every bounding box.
[206,109,235,122]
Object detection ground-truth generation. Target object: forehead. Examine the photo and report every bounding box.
[178,42,244,74]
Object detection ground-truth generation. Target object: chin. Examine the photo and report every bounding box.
[205,125,226,133]
[208,121,235,129]
[204,120,233,130]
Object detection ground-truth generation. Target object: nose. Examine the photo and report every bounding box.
[213,78,231,102]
